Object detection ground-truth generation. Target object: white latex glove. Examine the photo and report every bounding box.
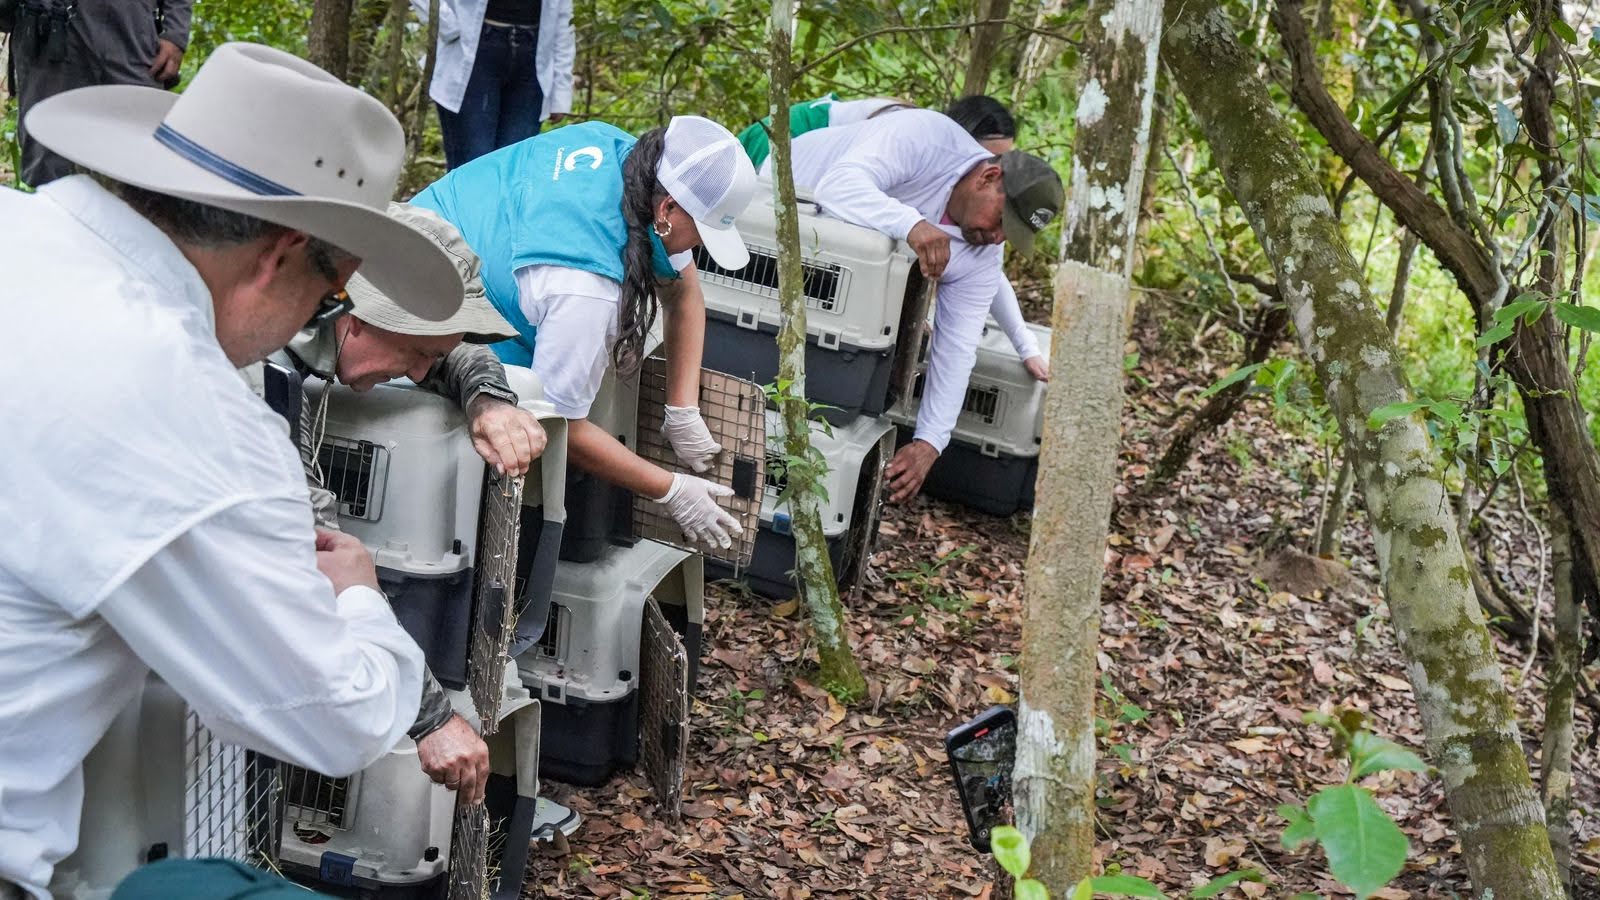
[661,405,722,473]
[659,473,742,549]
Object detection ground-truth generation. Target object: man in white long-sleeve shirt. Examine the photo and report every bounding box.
[786,108,1062,502]
[0,44,465,898]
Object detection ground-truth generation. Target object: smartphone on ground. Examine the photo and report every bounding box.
[945,705,1016,851]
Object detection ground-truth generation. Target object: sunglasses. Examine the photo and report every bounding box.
[306,289,353,330]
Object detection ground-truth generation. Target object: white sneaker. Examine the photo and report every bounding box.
[529,796,582,842]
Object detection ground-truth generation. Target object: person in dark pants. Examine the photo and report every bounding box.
[10,0,191,186]
[412,0,576,170]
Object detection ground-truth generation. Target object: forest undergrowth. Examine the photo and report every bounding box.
[528,283,1600,899]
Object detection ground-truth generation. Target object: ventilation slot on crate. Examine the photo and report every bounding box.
[963,385,1002,425]
[317,437,388,522]
[534,603,564,660]
[693,245,847,312]
[764,451,788,504]
[281,768,355,830]
[909,375,1004,427]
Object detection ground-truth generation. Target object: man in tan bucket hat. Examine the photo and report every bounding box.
[0,43,466,898]
[276,204,547,808]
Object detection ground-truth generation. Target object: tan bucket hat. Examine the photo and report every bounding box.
[345,204,516,343]
[24,42,462,321]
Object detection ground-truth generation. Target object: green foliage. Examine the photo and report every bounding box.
[1278,710,1431,897]
[1303,785,1409,898]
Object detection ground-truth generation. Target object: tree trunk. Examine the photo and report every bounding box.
[1163,3,1563,896]
[309,0,354,82]
[1012,0,1068,101]
[410,0,441,163]
[961,0,1013,97]
[768,0,866,703]
[1542,504,1578,889]
[1014,0,1162,890]
[1273,0,1600,644]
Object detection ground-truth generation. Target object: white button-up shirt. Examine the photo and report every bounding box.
[412,0,576,119]
[0,177,425,898]
[787,109,1004,452]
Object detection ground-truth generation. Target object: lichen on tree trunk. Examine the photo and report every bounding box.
[1163,3,1562,895]
[767,0,866,703]
[1013,0,1162,890]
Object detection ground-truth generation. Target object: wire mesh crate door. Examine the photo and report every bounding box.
[469,470,525,734]
[633,357,766,569]
[184,710,280,862]
[445,804,490,900]
[639,597,689,824]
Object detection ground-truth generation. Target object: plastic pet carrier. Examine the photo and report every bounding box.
[51,675,281,899]
[707,411,893,600]
[286,378,561,899]
[887,319,1050,516]
[694,195,931,424]
[516,539,704,802]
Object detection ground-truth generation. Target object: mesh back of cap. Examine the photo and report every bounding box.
[662,117,740,219]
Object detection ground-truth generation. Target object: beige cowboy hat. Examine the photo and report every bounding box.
[24,42,462,321]
[346,203,516,343]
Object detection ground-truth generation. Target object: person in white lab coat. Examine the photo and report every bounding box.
[785,109,1062,504]
[412,0,577,170]
[0,44,461,899]
[751,94,1054,383]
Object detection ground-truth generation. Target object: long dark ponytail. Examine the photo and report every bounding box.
[615,127,668,375]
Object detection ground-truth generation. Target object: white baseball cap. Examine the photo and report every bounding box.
[657,115,757,271]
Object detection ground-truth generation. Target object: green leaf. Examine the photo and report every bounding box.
[1495,101,1519,144]
[1428,401,1463,424]
[1476,319,1516,348]
[1552,16,1578,44]
[1492,294,1544,323]
[1367,400,1428,432]
[1088,874,1165,897]
[1307,785,1408,897]
[991,826,1030,878]
[1190,870,1264,898]
[1072,879,1095,900]
[1554,302,1600,334]
[1278,803,1316,851]
[1018,880,1050,900]
[1199,363,1265,399]
[1349,731,1429,779]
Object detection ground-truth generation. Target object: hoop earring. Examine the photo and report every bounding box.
[653,219,673,238]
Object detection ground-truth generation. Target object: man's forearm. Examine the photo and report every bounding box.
[421,343,518,412]
[407,670,456,742]
[158,0,194,48]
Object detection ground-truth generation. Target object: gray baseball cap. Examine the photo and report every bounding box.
[999,151,1064,256]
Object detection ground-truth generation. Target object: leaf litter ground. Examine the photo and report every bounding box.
[525,302,1600,899]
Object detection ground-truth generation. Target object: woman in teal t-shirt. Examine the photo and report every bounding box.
[413,115,759,549]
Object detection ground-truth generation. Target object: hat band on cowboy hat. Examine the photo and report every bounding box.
[24,42,464,322]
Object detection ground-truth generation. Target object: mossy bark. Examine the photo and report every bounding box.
[1014,0,1162,890]
[1163,5,1562,896]
[767,0,865,703]
[1542,505,1578,888]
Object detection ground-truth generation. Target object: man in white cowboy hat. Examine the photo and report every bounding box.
[0,42,466,898]
[277,202,547,807]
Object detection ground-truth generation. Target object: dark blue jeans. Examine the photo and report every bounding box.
[438,20,544,170]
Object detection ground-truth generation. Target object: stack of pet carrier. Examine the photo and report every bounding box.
[887,318,1051,516]
[689,195,933,598]
[508,342,765,823]
[270,376,566,899]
